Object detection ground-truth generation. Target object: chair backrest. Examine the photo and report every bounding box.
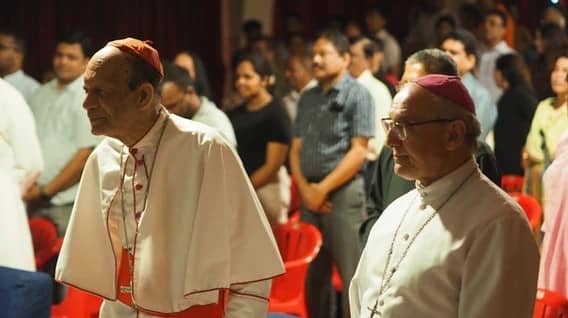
[509,192,543,231]
[534,289,568,318]
[270,222,322,302]
[289,178,301,213]
[28,218,62,270]
[501,175,525,193]
[0,266,52,318]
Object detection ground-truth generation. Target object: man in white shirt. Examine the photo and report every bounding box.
[160,63,237,147]
[477,9,514,103]
[349,36,392,159]
[56,37,284,318]
[25,32,99,235]
[350,74,539,318]
[0,78,43,272]
[282,54,317,122]
[0,29,40,101]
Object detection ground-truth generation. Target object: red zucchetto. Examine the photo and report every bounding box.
[106,38,164,78]
[413,74,476,114]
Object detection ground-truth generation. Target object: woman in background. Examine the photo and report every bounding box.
[538,71,568,297]
[228,53,292,225]
[524,50,568,202]
[494,53,537,176]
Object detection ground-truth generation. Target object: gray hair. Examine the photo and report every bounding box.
[405,49,458,76]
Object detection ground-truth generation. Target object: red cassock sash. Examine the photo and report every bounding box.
[117,248,226,317]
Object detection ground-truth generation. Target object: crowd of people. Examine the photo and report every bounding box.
[1,1,568,317]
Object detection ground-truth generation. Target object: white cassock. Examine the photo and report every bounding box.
[350,158,539,318]
[0,79,43,271]
[56,110,285,317]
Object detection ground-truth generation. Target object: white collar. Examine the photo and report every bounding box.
[125,108,169,155]
[416,158,477,208]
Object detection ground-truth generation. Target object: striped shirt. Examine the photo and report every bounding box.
[294,74,375,180]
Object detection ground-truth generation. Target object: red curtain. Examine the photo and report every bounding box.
[1,0,224,103]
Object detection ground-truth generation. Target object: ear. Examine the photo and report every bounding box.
[342,52,351,67]
[261,75,275,88]
[465,54,476,72]
[446,120,466,151]
[186,86,197,96]
[136,82,155,109]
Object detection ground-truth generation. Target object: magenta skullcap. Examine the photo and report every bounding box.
[412,74,476,114]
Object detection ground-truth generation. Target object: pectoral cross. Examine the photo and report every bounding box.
[120,285,132,293]
[368,302,381,318]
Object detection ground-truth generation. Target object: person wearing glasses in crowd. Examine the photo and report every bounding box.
[290,30,374,318]
[359,49,500,245]
[349,74,539,318]
[159,62,236,147]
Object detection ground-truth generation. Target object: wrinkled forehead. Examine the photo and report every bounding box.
[390,84,433,119]
[85,47,131,83]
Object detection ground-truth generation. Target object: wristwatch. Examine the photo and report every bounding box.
[38,186,52,202]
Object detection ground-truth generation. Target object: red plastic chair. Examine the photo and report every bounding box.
[501,175,525,193]
[288,209,300,224]
[533,288,568,318]
[269,222,322,318]
[289,177,301,214]
[509,192,543,232]
[28,218,63,270]
[332,264,343,292]
[51,286,102,318]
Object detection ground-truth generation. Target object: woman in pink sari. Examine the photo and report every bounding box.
[538,106,568,296]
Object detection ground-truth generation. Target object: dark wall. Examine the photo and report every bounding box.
[1,0,224,102]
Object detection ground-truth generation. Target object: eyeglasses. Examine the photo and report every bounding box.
[381,117,456,141]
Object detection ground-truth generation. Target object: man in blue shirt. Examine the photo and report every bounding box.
[290,30,374,318]
[441,29,497,141]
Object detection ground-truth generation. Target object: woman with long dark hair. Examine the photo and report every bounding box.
[228,52,292,225]
[494,53,537,175]
[523,50,568,202]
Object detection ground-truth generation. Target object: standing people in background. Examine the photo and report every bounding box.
[432,14,457,48]
[494,53,537,176]
[478,0,516,48]
[290,30,374,318]
[228,53,291,225]
[541,6,566,30]
[345,21,363,41]
[174,50,212,99]
[282,54,316,122]
[459,3,484,40]
[56,38,284,317]
[250,35,289,99]
[524,51,568,203]
[441,29,497,141]
[528,23,568,101]
[350,74,539,318]
[0,78,43,271]
[25,32,99,236]
[349,36,392,160]
[160,63,236,147]
[366,36,397,97]
[477,9,514,103]
[0,28,39,101]
[364,7,401,77]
